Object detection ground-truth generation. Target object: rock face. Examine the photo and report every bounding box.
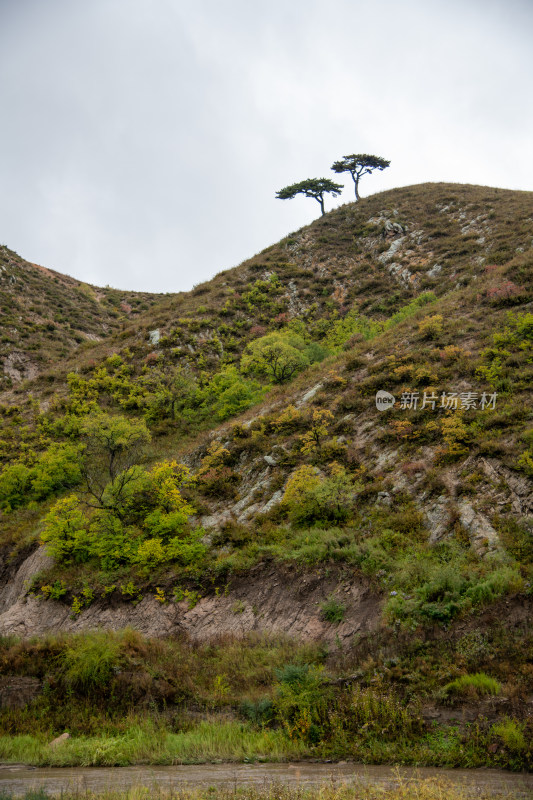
[0,556,381,645]
[0,546,53,615]
[427,496,452,544]
[457,500,501,556]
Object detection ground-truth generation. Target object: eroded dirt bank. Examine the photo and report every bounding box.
[0,546,381,642]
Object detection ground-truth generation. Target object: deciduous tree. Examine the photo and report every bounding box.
[79,412,151,512]
[241,333,309,383]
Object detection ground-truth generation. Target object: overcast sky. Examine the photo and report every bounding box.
[1,0,532,293]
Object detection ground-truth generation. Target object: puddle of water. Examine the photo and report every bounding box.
[0,762,531,797]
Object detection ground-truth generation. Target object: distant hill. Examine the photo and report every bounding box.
[0,246,168,386]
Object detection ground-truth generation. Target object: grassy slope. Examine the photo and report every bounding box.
[0,182,532,769]
[0,246,168,388]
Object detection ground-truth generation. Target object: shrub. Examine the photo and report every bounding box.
[60,631,122,691]
[198,366,267,421]
[40,496,91,563]
[240,697,274,725]
[418,314,444,339]
[241,332,310,383]
[30,443,82,500]
[0,442,82,511]
[0,462,33,511]
[196,466,240,499]
[337,685,420,738]
[492,718,527,751]
[134,537,166,571]
[273,664,329,743]
[282,466,356,525]
[299,409,334,454]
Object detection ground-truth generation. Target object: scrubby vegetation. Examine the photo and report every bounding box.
[0,623,532,770]
[0,183,532,771]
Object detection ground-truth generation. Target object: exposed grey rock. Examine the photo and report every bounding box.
[200,510,233,530]
[261,490,284,514]
[0,546,53,615]
[296,383,323,407]
[383,219,406,236]
[49,732,71,748]
[0,565,381,646]
[376,491,391,507]
[427,496,452,544]
[387,261,416,285]
[428,263,442,277]
[377,237,405,264]
[264,454,278,466]
[457,500,501,556]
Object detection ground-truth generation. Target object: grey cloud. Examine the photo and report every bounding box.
[0,0,531,292]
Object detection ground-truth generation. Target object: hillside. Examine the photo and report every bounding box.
[0,182,532,770]
[0,245,168,387]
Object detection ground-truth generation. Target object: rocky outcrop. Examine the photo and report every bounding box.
[457,500,501,556]
[0,546,53,615]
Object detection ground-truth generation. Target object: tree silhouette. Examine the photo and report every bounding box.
[331,154,390,201]
[276,178,343,216]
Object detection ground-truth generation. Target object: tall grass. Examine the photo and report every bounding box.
[0,721,305,767]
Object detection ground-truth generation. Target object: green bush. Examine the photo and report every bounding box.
[197,366,267,421]
[273,664,329,743]
[61,631,122,691]
[336,685,420,738]
[0,443,82,511]
[0,462,32,511]
[30,443,82,500]
[240,697,274,725]
[282,466,356,525]
[492,718,527,751]
[41,496,91,564]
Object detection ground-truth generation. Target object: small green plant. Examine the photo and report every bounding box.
[70,596,83,617]
[40,580,67,600]
[320,595,346,624]
[232,600,246,615]
[173,587,201,608]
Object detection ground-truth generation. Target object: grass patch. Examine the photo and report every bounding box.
[0,721,305,766]
[444,672,502,698]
